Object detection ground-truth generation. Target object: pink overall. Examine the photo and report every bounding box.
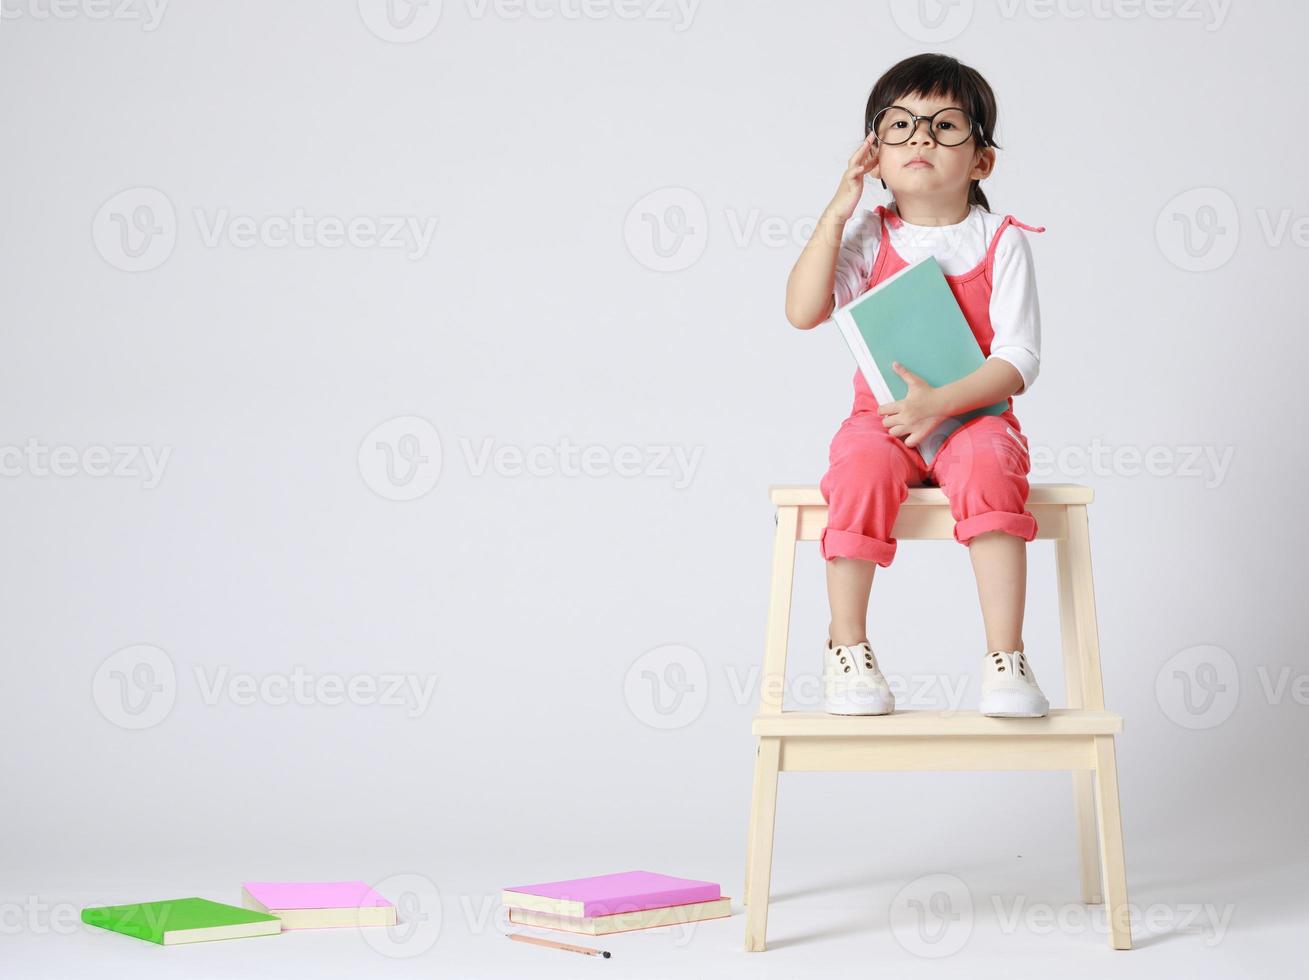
[819,205,1046,566]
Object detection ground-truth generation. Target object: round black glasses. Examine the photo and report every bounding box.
[868,105,985,148]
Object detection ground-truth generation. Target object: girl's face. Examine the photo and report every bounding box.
[869,90,995,205]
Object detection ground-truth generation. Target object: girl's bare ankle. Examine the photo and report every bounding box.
[828,625,869,648]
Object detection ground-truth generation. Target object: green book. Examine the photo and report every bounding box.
[832,255,1007,465]
[81,897,281,946]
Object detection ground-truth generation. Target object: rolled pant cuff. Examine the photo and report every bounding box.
[954,511,1038,546]
[820,527,897,566]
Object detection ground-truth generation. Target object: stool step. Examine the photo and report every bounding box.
[752,708,1122,737]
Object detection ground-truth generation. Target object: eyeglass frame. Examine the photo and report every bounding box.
[866,104,989,149]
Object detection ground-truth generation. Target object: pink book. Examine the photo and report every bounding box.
[240,881,396,929]
[501,871,720,919]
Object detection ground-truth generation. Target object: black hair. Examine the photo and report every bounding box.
[864,53,1001,211]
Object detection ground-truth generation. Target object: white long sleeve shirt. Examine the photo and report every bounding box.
[833,201,1043,394]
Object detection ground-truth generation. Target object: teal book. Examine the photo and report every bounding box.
[81,897,281,946]
[832,255,1007,465]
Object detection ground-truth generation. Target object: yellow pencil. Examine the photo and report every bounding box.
[507,932,612,958]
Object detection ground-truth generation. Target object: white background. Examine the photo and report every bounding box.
[2,0,1305,976]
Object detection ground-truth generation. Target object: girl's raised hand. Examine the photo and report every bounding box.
[828,133,879,223]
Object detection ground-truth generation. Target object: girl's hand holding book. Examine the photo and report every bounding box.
[878,362,948,449]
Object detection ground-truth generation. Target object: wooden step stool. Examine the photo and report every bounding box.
[743,484,1131,951]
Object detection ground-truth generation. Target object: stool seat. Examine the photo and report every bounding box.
[752,708,1123,738]
[743,482,1132,952]
[769,483,1095,506]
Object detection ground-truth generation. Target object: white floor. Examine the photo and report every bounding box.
[7,852,1300,978]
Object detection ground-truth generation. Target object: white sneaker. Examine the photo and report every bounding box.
[823,639,895,716]
[979,650,1049,718]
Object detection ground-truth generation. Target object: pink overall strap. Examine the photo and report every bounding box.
[864,204,902,286]
[873,203,904,230]
[984,215,1046,283]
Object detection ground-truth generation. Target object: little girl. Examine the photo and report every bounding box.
[784,53,1047,719]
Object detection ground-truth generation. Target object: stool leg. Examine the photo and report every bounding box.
[1057,521,1105,904]
[1092,734,1132,949]
[746,503,797,917]
[744,741,759,906]
[1072,771,1102,904]
[744,736,781,952]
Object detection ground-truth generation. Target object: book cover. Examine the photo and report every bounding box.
[81,897,281,946]
[831,255,1008,465]
[241,881,397,930]
[508,896,733,935]
[502,871,721,919]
